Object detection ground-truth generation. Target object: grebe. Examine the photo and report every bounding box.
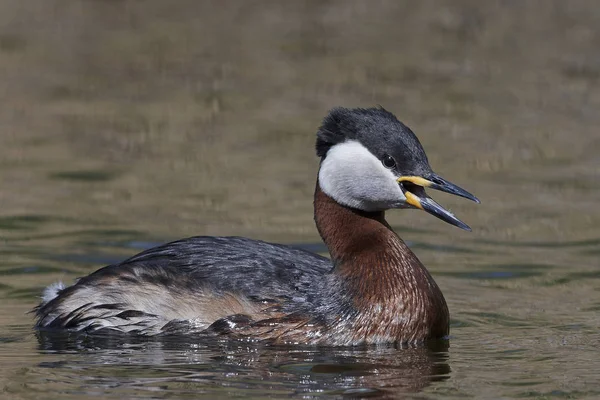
[34,107,479,346]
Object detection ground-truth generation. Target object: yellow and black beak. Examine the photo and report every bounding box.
[397,174,480,231]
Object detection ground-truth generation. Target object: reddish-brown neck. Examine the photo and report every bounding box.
[313,183,416,296]
[313,182,449,339]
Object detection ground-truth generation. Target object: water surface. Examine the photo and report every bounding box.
[1,1,599,398]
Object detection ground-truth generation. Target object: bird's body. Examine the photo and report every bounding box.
[34,107,478,346]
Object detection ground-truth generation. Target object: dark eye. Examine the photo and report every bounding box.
[382,154,396,169]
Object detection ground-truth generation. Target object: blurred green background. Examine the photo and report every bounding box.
[0,1,599,399]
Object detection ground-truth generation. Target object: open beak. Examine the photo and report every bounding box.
[396,174,480,231]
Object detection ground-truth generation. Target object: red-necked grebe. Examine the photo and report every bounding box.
[34,107,479,346]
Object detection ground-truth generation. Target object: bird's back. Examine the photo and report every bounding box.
[35,236,333,335]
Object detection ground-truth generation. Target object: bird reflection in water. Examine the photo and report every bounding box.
[36,331,450,397]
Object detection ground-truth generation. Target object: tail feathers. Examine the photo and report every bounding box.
[41,282,65,305]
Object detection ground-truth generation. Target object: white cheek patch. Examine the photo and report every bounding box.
[318,140,407,211]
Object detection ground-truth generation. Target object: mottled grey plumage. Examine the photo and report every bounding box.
[35,237,346,335]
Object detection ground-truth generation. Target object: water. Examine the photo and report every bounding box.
[1,0,599,398]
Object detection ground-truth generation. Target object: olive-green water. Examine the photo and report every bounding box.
[1,1,599,399]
